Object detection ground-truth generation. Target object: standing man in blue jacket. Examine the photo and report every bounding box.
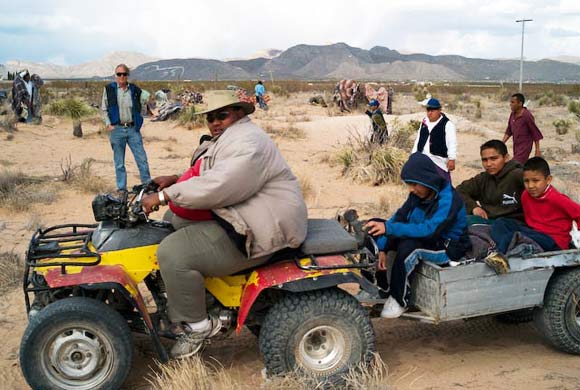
[365,153,471,318]
[254,80,268,110]
[101,64,151,193]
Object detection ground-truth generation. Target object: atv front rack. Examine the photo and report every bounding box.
[26,223,100,270]
[23,224,99,312]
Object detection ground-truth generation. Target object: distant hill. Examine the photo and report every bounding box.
[547,56,580,66]
[131,43,580,82]
[3,51,159,79]
[4,44,580,82]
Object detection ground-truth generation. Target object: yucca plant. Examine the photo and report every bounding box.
[47,98,95,137]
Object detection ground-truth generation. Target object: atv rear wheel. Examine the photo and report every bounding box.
[259,288,375,384]
[535,269,580,354]
[20,297,133,390]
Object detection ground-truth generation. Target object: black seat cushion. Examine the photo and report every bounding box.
[299,219,358,255]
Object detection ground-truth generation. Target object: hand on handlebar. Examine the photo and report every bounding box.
[153,175,179,190]
[141,193,161,215]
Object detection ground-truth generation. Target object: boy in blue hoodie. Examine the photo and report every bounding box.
[365,153,471,318]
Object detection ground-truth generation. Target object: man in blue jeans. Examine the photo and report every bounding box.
[101,64,151,192]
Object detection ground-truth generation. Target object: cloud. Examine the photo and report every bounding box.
[0,0,579,65]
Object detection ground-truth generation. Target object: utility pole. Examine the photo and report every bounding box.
[516,18,533,92]
[268,69,275,89]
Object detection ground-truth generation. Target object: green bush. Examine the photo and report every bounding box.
[569,100,580,119]
[47,98,94,120]
[553,119,572,135]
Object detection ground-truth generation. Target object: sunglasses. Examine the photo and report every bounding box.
[116,72,128,77]
[206,110,231,123]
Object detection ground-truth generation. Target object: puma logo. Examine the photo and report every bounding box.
[502,192,518,206]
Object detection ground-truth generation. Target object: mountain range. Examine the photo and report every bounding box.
[3,43,580,82]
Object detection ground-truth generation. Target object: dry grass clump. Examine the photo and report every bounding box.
[0,251,23,294]
[25,213,44,231]
[149,353,391,389]
[60,156,111,194]
[148,357,235,390]
[298,175,315,201]
[264,124,306,140]
[0,103,18,133]
[337,129,408,186]
[0,170,57,212]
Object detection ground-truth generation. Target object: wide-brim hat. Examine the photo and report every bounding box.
[194,90,255,115]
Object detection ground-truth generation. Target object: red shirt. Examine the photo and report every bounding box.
[505,108,543,164]
[522,186,580,249]
[168,159,213,221]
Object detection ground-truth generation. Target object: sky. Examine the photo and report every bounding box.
[1,0,579,65]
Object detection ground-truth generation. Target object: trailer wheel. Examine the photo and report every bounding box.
[535,269,580,354]
[259,288,375,385]
[20,297,133,390]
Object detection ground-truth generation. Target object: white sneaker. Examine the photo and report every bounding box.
[170,315,222,359]
[380,297,407,318]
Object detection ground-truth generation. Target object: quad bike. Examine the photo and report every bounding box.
[19,183,381,390]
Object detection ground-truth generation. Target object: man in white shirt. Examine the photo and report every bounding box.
[411,98,457,182]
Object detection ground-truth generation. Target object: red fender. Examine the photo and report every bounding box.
[236,255,353,333]
[44,265,153,330]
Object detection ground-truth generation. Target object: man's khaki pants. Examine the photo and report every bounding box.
[158,215,268,323]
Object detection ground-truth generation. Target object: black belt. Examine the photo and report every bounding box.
[118,122,134,127]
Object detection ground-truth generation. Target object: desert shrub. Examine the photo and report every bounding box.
[178,106,205,129]
[536,91,568,107]
[569,100,580,119]
[47,98,95,119]
[553,119,573,135]
[412,85,430,102]
[389,118,419,151]
[47,98,96,137]
[0,103,17,133]
[576,129,580,144]
[474,99,482,119]
[337,130,408,185]
[270,85,290,98]
[60,156,111,194]
[0,251,22,294]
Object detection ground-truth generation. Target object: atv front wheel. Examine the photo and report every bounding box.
[259,288,375,384]
[535,269,580,354]
[20,297,133,390]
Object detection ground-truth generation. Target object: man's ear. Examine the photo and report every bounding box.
[546,175,553,185]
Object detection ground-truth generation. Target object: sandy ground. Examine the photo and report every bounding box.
[1,92,579,389]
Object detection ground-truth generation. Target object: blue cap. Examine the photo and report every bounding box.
[368,99,380,107]
[425,98,441,109]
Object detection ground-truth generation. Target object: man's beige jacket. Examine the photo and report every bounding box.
[165,116,308,259]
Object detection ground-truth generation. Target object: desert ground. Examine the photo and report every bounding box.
[1,88,580,389]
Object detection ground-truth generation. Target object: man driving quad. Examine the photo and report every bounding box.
[141,90,308,359]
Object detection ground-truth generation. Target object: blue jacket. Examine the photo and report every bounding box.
[376,153,471,260]
[255,83,266,96]
[105,82,144,131]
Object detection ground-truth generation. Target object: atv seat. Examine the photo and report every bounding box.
[299,219,358,255]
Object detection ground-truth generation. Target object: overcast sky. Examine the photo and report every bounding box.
[1,0,579,65]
